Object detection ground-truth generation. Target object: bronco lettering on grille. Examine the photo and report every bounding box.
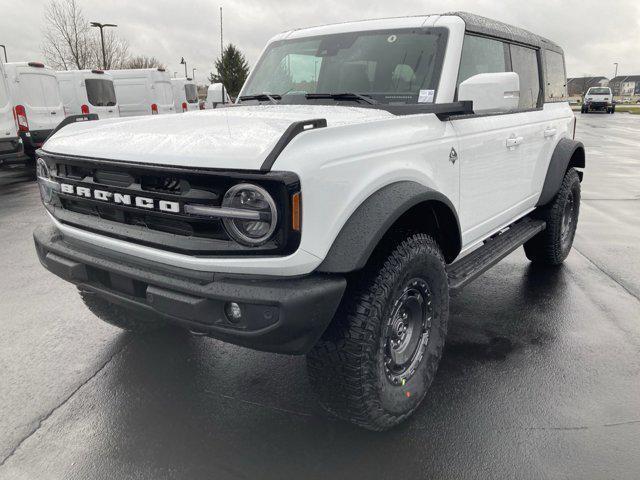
[59,183,180,213]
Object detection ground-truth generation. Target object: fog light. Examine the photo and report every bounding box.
[225,302,242,323]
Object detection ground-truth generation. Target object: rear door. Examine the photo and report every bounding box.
[451,34,538,246]
[18,68,64,131]
[113,77,150,117]
[85,77,119,119]
[0,64,17,140]
[184,83,199,111]
[153,80,175,114]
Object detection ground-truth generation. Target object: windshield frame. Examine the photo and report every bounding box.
[239,27,449,106]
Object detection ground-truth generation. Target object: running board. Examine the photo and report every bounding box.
[447,218,546,295]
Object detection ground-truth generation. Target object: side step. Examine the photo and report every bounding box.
[447,218,546,295]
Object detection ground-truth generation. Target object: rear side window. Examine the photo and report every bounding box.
[184,84,198,103]
[544,50,567,101]
[509,44,540,109]
[86,79,117,106]
[457,34,507,86]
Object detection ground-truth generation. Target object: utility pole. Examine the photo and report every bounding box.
[0,45,7,63]
[90,22,117,69]
[220,6,225,104]
[180,57,188,77]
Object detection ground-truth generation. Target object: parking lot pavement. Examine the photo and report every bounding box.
[0,113,639,480]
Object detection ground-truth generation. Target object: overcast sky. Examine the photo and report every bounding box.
[2,0,639,84]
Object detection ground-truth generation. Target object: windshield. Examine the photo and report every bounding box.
[588,87,611,95]
[185,84,198,103]
[242,28,448,104]
[86,79,117,107]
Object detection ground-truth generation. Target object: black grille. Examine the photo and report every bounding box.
[41,153,301,256]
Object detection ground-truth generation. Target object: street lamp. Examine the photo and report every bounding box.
[90,22,118,69]
[0,45,7,63]
[180,57,188,78]
[613,63,619,79]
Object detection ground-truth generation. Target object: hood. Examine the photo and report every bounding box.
[42,105,394,170]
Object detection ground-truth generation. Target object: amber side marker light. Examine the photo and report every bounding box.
[292,192,301,231]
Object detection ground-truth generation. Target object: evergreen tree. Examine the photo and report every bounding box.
[208,44,250,99]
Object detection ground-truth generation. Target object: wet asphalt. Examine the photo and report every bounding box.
[0,113,639,480]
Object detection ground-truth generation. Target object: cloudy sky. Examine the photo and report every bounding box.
[3,0,639,83]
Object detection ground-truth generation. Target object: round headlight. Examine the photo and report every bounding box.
[222,183,278,246]
[36,158,50,179]
[36,158,53,203]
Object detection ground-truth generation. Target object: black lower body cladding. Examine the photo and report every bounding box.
[33,225,346,354]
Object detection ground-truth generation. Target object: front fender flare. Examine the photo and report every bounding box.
[537,138,585,206]
[317,181,461,273]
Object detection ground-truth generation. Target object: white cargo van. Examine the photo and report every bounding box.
[0,61,28,166]
[57,69,119,119]
[171,77,199,112]
[204,83,231,108]
[4,62,64,158]
[110,68,175,117]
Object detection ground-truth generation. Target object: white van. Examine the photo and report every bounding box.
[110,68,175,117]
[4,62,64,158]
[0,61,27,166]
[171,77,199,113]
[204,83,231,109]
[57,69,119,119]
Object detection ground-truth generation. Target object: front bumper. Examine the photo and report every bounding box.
[585,101,610,110]
[34,225,346,354]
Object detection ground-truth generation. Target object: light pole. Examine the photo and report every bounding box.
[192,67,196,80]
[0,45,7,63]
[90,22,117,69]
[180,57,188,78]
[613,63,619,79]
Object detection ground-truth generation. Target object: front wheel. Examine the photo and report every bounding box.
[307,233,449,431]
[524,168,581,265]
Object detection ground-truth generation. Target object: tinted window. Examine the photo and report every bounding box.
[457,35,507,86]
[86,79,117,106]
[544,50,567,101]
[509,44,540,109]
[243,29,448,104]
[184,84,198,103]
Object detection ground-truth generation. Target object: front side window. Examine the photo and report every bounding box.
[85,79,117,107]
[544,50,567,101]
[242,28,448,104]
[510,44,540,109]
[184,84,198,103]
[457,34,507,86]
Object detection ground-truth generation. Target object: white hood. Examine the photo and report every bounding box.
[42,105,393,170]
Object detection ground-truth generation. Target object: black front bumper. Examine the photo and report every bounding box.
[34,225,346,354]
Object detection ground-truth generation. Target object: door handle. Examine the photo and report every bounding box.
[544,128,557,138]
[506,136,524,148]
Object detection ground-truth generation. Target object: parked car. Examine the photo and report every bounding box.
[109,68,175,117]
[581,86,614,113]
[56,69,119,119]
[0,61,28,166]
[204,83,230,108]
[4,62,64,160]
[34,11,584,431]
[171,77,199,113]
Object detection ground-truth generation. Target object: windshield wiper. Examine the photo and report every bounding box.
[238,93,281,104]
[306,92,378,105]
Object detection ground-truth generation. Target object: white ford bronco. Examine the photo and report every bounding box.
[34,12,584,431]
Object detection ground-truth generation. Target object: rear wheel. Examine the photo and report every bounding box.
[524,168,581,265]
[307,233,449,431]
[79,289,167,333]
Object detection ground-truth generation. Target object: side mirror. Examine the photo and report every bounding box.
[458,72,520,114]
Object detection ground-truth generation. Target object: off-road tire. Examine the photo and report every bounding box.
[307,233,449,431]
[79,289,167,333]
[524,168,581,265]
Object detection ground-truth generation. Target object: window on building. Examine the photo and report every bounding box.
[544,50,567,101]
[509,44,540,109]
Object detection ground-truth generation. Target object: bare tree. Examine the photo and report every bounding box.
[42,0,92,69]
[124,55,166,70]
[41,0,129,70]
